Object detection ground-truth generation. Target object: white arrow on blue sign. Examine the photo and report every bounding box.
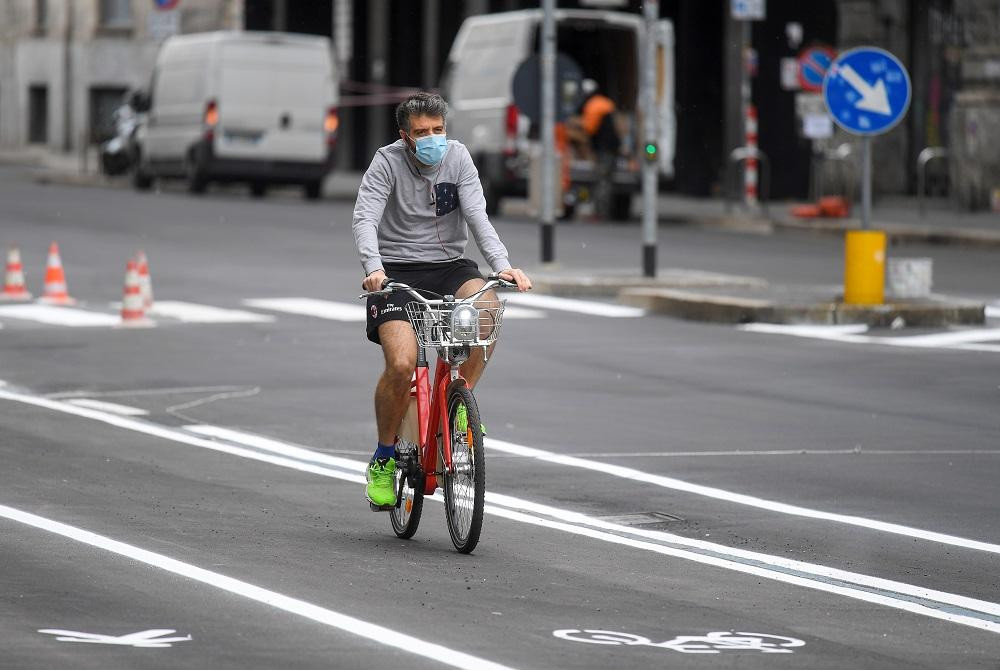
[823,47,910,136]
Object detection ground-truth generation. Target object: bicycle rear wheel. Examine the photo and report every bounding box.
[390,441,424,538]
[443,386,485,554]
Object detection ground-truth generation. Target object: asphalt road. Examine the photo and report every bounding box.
[1,168,999,669]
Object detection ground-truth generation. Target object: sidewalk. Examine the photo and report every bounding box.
[3,147,995,327]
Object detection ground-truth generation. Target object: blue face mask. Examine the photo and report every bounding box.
[411,133,448,166]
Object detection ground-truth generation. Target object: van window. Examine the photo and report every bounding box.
[449,19,527,103]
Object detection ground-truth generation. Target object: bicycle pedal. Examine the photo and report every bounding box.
[368,502,396,512]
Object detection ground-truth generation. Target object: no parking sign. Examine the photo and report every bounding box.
[797,46,835,93]
[153,0,181,10]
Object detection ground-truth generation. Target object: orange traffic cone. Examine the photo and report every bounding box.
[119,259,154,327]
[1,246,32,301]
[135,250,154,311]
[39,242,76,305]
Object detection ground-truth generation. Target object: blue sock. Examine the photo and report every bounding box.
[373,442,395,462]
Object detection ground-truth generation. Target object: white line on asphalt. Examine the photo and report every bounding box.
[541,448,1000,458]
[985,305,1000,319]
[5,383,998,559]
[148,301,275,324]
[0,505,518,670]
[243,298,367,321]
[0,304,121,327]
[503,293,645,318]
[739,323,1000,352]
[65,399,149,416]
[483,438,1000,555]
[3,388,999,633]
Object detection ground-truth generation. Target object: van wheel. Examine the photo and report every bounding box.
[132,165,153,191]
[249,182,268,198]
[610,193,632,221]
[186,158,208,194]
[303,181,322,200]
[481,177,501,217]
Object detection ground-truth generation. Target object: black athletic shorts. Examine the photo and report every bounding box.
[366,259,484,344]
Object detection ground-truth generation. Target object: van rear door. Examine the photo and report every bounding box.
[215,38,334,162]
[654,19,675,178]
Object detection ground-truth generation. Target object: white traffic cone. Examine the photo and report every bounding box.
[1,246,32,301]
[119,259,154,328]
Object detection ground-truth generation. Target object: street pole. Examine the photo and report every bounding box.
[861,136,872,230]
[641,0,658,277]
[539,0,556,264]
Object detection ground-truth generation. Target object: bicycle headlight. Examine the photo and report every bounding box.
[450,303,479,342]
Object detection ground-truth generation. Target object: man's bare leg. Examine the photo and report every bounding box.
[374,320,418,446]
[455,278,497,389]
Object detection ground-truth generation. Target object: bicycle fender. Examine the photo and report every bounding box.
[445,378,468,396]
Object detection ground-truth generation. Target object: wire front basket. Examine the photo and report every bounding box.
[405,300,505,349]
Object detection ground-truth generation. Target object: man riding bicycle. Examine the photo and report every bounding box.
[353,92,532,508]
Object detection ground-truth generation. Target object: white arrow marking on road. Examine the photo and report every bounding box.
[838,64,891,115]
[37,628,192,647]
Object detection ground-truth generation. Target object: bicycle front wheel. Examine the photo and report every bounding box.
[443,385,485,554]
[390,440,424,539]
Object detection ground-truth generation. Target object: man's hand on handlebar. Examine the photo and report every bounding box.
[362,269,388,293]
[497,268,532,292]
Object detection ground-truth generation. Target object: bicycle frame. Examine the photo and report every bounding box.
[412,353,462,495]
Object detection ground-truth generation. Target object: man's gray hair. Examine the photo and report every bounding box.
[396,92,449,132]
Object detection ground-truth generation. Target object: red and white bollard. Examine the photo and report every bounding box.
[744,104,758,207]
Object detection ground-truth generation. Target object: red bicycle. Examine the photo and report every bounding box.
[360,276,511,553]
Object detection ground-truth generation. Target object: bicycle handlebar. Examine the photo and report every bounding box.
[358,274,516,302]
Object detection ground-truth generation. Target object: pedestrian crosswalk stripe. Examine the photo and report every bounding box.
[504,293,645,318]
[243,297,367,321]
[0,304,121,327]
[149,301,274,324]
[243,297,545,321]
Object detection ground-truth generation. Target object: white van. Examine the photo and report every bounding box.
[441,10,674,220]
[132,31,338,199]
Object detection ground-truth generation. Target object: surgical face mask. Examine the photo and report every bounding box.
[410,133,448,166]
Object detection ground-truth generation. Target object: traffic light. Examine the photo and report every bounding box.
[644,142,658,162]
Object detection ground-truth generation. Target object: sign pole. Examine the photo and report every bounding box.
[641,0,658,277]
[539,0,556,264]
[861,136,872,231]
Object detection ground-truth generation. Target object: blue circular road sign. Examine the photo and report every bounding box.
[823,47,911,136]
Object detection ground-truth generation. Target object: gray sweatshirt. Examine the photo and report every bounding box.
[352,139,511,276]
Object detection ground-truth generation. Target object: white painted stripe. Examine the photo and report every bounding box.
[0,304,120,327]
[0,504,518,670]
[185,425,367,473]
[482,438,1000,556]
[243,298,366,322]
[740,323,870,337]
[986,305,1000,319]
[504,293,645,318]
[149,301,274,324]
[0,393,997,633]
[881,327,1000,347]
[66,399,149,416]
[499,305,545,319]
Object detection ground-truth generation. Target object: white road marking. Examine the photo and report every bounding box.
[243,298,366,321]
[148,301,274,324]
[244,297,545,321]
[66,399,149,416]
[741,323,1000,352]
[0,304,120,327]
[38,628,191,647]
[985,305,1000,319]
[2,385,998,633]
[1,505,517,670]
[504,293,645,318]
[483,438,1000,555]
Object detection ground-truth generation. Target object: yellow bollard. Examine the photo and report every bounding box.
[843,230,886,305]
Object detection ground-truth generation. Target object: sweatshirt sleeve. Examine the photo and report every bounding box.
[352,150,393,276]
[455,144,511,274]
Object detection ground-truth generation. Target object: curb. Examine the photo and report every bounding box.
[771,217,1000,249]
[618,287,986,327]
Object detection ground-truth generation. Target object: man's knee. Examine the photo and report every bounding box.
[378,321,417,385]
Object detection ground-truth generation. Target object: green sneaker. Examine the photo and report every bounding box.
[455,403,486,435]
[366,457,396,506]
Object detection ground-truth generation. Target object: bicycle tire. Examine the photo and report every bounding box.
[443,386,485,553]
[390,440,424,539]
